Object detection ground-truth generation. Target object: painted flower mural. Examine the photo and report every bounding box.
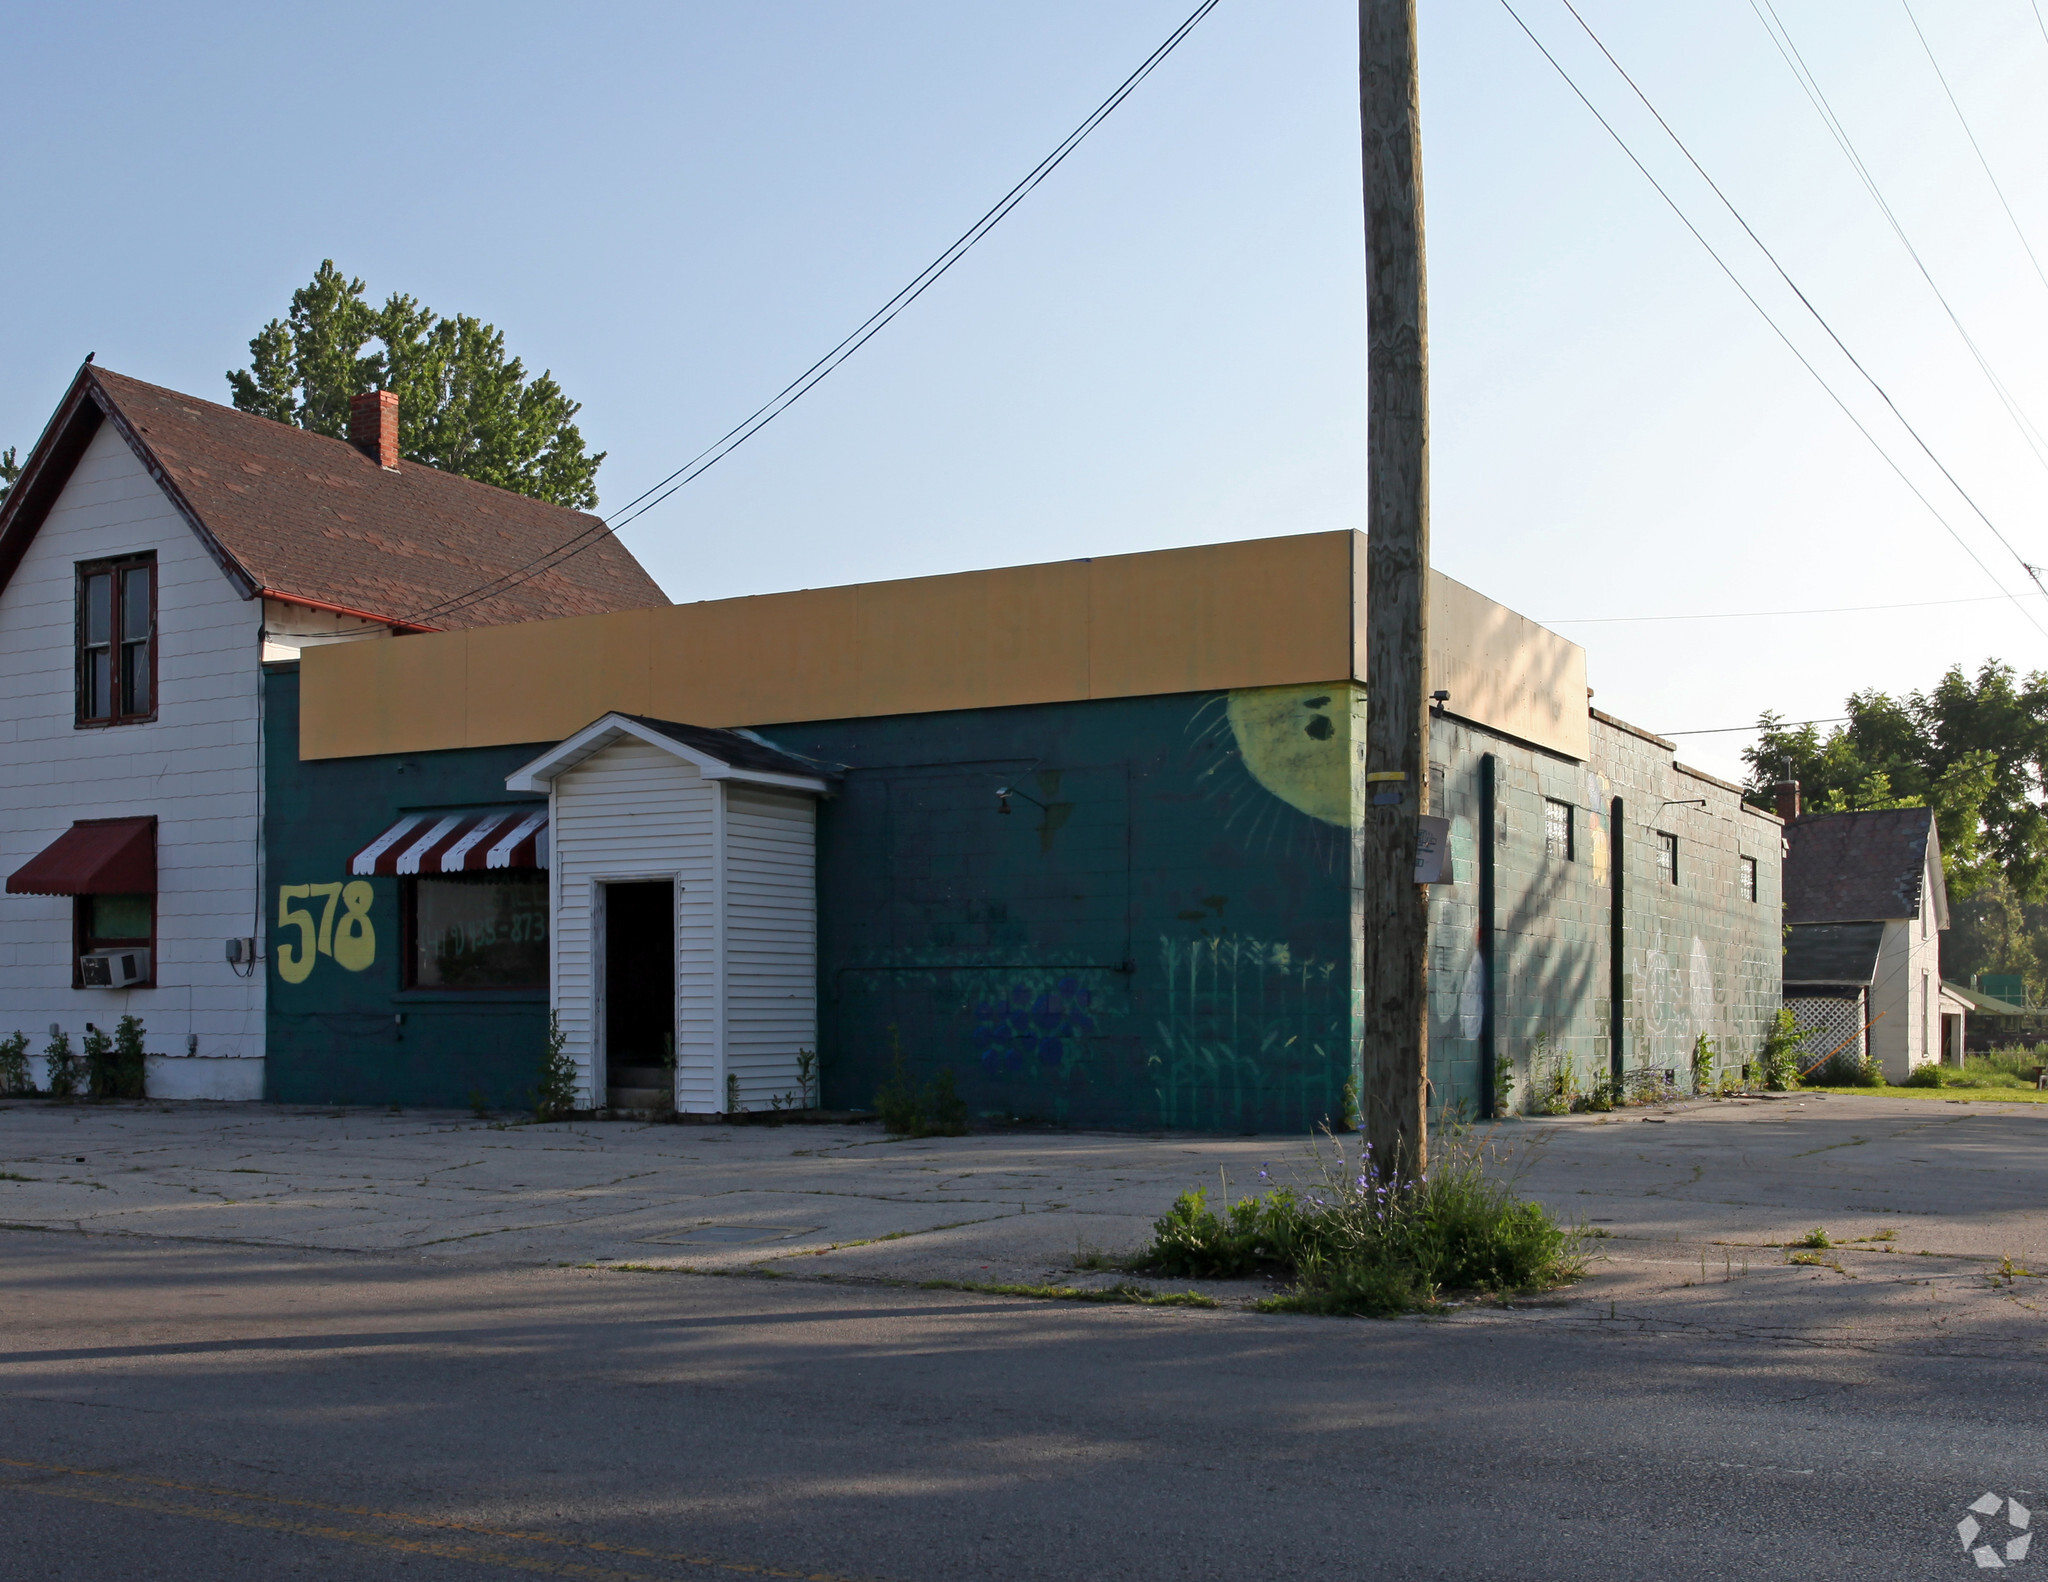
[973,976,1098,1076]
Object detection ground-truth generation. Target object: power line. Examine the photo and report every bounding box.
[1497,1,2048,642]
[405,0,1225,628]
[1541,591,2041,625]
[1659,718,1848,737]
[1557,0,2048,615]
[1902,0,2048,297]
[1754,0,2048,474]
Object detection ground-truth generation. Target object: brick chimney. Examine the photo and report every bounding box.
[1774,780,1801,822]
[348,389,400,469]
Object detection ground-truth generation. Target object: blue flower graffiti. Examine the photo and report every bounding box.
[973,977,1098,1076]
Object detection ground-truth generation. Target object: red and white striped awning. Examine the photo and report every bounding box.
[348,808,549,876]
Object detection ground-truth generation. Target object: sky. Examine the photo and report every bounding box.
[5,1,2048,783]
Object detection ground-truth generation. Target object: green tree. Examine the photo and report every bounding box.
[1743,664,2042,902]
[226,261,603,509]
[0,445,20,506]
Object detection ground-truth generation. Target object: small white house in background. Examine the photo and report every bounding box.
[505,713,835,1114]
[1781,801,1950,1081]
[0,363,664,1097]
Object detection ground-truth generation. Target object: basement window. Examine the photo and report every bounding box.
[1544,798,1574,860]
[1740,855,1758,902]
[1657,832,1679,885]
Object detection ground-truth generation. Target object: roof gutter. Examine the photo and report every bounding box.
[260,589,440,634]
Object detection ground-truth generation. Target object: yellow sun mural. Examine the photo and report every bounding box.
[1226,683,1363,827]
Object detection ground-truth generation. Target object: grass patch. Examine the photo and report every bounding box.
[1786,1249,1836,1269]
[1796,1226,1832,1249]
[1128,1127,1582,1318]
[920,1278,1218,1308]
[0,1171,36,1182]
[1801,1084,2048,1103]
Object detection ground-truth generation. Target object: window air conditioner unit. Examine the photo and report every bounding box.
[79,949,150,989]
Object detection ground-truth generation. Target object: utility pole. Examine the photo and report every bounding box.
[1359,0,1430,1179]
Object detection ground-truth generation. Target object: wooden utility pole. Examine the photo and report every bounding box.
[1359,0,1430,1178]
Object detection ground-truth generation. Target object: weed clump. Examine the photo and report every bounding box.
[534,1012,579,1121]
[1810,1046,1884,1086]
[86,1016,148,1101]
[875,1048,969,1138]
[42,1028,82,1099]
[1755,1009,1804,1091]
[1133,1129,1583,1317]
[0,1032,28,1096]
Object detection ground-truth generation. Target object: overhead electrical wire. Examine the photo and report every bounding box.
[1902,0,2048,297]
[1753,0,2048,474]
[1555,0,2048,613]
[1658,717,1848,736]
[1499,0,2048,641]
[405,0,1224,628]
[1541,591,2040,625]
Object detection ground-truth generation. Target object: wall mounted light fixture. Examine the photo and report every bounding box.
[995,785,1049,816]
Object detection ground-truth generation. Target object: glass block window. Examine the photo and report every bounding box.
[1740,855,1758,902]
[1657,832,1679,885]
[1544,798,1573,859]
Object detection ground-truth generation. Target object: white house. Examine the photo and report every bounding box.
[1782,803,1951,1081]
[503,713,835,1114]
[0,363,664,1097]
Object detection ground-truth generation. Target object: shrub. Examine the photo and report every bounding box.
[43,1028,82,1099]
[1900,1063,1945,1088]
[1690,1033,1717,1095]
[875,1048,969,1138]
[0,1032,29,1096]
[1812,1046,1884,1087]
[1132,1129,1583,1317]
[81,1024,113,1098]
[1756,1008,1803,1091]
[86,1015,148,1100]
[534,1012,579,1120]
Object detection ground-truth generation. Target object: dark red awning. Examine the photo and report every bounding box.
[6,817,156,896]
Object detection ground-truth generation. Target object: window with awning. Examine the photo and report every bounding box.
[7,818,158,989]
[348,808,549,875]
[7,816,156,895]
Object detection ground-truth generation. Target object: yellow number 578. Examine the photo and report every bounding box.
[276,881,376,983]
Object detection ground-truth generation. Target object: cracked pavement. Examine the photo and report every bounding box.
[2,1091,2046,1351]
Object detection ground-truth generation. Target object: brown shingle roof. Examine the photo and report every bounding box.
[0,364,667,630]
[1783,806,1947,926]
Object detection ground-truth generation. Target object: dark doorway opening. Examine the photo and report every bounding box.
[604,881,675,1110]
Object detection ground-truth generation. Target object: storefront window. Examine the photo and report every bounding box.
[407,873,547,990]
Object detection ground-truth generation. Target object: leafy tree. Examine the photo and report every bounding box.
[1743,663,2046,901]
[226,261,603,509]
[0,445,20,506]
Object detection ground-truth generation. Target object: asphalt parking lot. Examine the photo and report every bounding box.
[4,1094,2047,1580]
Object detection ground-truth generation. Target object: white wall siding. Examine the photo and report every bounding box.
[549,740,717,1109]
[0,422,264,1094]
[724,789,817,1109]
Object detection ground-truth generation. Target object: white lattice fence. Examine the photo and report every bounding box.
[1787,991,1865,1072]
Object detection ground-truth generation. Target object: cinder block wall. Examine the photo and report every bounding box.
[1426,714,1783,1115]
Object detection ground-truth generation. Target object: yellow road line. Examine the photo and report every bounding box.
[0,1456,870,1582]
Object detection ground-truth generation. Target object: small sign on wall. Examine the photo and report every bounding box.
[1415,815,1451,885]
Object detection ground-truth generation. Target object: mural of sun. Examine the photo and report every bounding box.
[1224,683,1362,826]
